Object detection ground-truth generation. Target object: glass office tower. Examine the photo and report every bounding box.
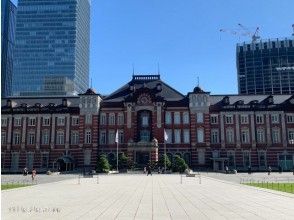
[12,0,90,96]
[237,37,294,94]
[1,0,16,97]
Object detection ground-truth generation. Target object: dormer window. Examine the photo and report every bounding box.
[156,83,162,91]
[62,98,68,106]
[223,96,230,105]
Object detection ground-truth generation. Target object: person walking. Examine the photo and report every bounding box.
[147,165,152,176]
[143,166,147,174]
[267,166,272,175]
[31,168,37,181]
[23,167,28,176]
[225,166,229,174]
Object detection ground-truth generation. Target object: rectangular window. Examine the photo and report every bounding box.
[108,130,115,144]
[198,150,205,165]
[210,115,218,124]
[41,153,49,168]
[165,129,172,143]
[56,131,64,145]
[225,115,233,124]
[197,113,204,123]
[57,117,65,126]
[1,132,6,145]
[197,128,204,143]
[109,113,115,125]
[28,133,35,145]
[272,129,280,143]
[227,151,235,168]
[174,129,181,143]
[183,112,189,124]
[100,113,107,125]
[72,116,79,126]
[240,115,249,124]
[183,129,190,143]
[85,130,92,144]
[1,118,7,127]
[243,151,251,168]
[241,130,250,143]
[256,129,265,143]
[43,117,50,126]
[14,118,21,126]
[84,150,91,166]
[256,115,264,124]
[165,112,171,124]
[26,152,34,170]
[288,130,294,144]
[286,115,294,123]
[11,152,19,171]
[226,129,234,144]
[258,151,266,168]
[271,114,279,124]
[71,131,79,145]
[117,113,124,125]
[13,133,21,145]
[100,131,106,144]
[174,112,181,124]
[85,114,92,124]
[140,130,150,142]
[42,130,49,145]
[28,118,36,126]
[211,129,219,144]
[118,131,124,143]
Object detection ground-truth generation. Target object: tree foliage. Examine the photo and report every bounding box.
[172,155,188,173]
[158,154,172,170]
[96,154,110,173]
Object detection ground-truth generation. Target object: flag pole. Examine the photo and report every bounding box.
[164,141,166,173]
[115,130,119,172]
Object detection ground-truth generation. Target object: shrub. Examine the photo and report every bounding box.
[158,154,172,170]
[118,152,128,170]
[172,155,188,173]
[96,154,110,173]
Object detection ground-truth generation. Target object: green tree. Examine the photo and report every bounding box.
[96,154,110,173]
[158,154,172,170]
[118,152,128,170]
[172,155,188,173]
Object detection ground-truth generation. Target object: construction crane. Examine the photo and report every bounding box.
[220,24,260,42]
[238,23,260,42]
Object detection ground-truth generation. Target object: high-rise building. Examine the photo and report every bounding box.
[237,37,294,95]
[12,0,90,96]
[1,0,16,97]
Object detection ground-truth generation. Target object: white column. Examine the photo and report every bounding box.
[65,114,70,149]
[220,113,225,148]
[7,115,12,150]
[235,113,241,148]
[250,113,256,149]
[36,115,41,150]
[281,112,287,148]
[265,113,272,146]
[21,117,27,150]
[50,115,56,149]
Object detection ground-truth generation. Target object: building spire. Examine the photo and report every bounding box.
[90,78,93,88]
[197,76,200,87]
[132,63,135,76]
[157,62,160,75]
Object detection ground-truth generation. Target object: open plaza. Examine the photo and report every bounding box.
[2,172,294,220]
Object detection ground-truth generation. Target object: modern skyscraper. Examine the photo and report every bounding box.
[12,0,90,96]
[237,37,294,95]
[1,0,16,97]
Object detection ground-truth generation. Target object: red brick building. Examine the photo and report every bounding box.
[2,74,294,172]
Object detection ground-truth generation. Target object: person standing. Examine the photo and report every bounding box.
[143,166,147,174]
[147,165,152,176]
[267,166,272,175]
[225,166,229,174]
[31,168,37,181]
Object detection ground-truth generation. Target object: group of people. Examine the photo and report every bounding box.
[23,167,37,181]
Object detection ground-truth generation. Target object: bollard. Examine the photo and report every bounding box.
[78,175,80,185]
[180,175,182,184]
[199,174,201,184]
[97,175,99,184]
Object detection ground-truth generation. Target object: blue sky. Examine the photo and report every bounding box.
[12,0,294,95]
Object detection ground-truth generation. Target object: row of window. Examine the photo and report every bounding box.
[100,113,124,125]
[1,115,92,127]
[1,130,92,145]
[2,114,294,127]
[99,130,124,145]
[210,114,294,125]
[164,129,190,144]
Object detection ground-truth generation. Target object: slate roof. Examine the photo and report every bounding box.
[103,75,185,103]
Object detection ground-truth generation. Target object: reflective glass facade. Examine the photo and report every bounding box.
[12,0,90,96]
[1,0,16,97]
[237,38,294,95]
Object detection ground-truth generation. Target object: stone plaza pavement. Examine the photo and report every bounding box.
[2,174,294,220]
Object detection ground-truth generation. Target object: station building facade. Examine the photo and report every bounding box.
[1,75,294,172]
